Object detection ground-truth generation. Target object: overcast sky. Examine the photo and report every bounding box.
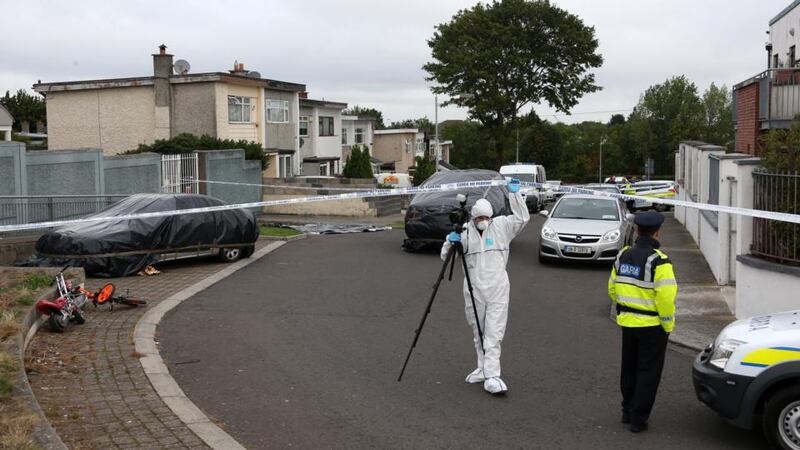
[0,0,788,125]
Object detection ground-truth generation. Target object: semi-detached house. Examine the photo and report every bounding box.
[33,45,306,177]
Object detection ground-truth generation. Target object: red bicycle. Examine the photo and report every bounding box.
[83,284,147,311]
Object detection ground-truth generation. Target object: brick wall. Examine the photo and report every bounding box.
[735,83,760,155]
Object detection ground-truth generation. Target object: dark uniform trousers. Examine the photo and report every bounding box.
[620,325,669,426]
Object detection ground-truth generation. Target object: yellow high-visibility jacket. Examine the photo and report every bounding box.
[608,237,678,332]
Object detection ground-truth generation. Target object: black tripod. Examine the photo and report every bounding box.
[397,237,485,382]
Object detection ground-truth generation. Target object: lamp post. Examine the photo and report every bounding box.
[434,95,440,166]
[598,137,607,183]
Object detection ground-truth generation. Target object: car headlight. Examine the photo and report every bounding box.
[602,230,621,242]
[541,226,557,240]
[709,339,746,369]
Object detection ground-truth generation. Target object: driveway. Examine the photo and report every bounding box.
[160,218,763,449]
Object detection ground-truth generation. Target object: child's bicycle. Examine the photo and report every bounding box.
[83,284,147,311]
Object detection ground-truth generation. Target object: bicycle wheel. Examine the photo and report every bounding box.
[116,296,147,307]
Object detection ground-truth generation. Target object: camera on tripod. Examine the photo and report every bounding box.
[448,193,469,233]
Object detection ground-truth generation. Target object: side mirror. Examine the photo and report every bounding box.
[539,210,549,217]
[626,213,635,222]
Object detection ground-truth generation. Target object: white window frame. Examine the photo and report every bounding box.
[355,127,364,144]
[319,163,329,176]
[279,154,293,178]
[342,128,348,145]
[228,96,253,123]
[319,116,334,137]
[299,116,309,137]
[266,99,289,123]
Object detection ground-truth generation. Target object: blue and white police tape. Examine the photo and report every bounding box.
[0,179,798,234]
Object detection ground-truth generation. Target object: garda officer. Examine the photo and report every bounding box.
[608,211,677,433]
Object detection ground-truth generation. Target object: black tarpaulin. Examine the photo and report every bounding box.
[21,194,258,277]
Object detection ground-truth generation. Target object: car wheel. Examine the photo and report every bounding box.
[241,245,255,258]
[654,203,669,212]
[763,385,800,450]
[218,247,242,262]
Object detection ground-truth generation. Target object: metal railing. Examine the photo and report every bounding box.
[0,195,128,229]
[734,68,800,123]
[752,171,800,265]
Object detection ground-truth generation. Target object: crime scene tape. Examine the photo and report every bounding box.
[0,179,799,234]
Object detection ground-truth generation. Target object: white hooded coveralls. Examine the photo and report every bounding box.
[440,192,529,378]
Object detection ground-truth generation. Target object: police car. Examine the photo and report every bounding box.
[693,310,800,449]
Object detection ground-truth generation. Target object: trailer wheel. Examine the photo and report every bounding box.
[48,313,68,332]
[764,385,800,450]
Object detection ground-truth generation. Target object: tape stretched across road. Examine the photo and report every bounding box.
[1,179,799,234]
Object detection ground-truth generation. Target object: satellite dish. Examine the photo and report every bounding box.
[247,71,261,79]
[173,59,191,75]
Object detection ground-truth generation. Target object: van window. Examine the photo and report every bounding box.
[510,173,536,183]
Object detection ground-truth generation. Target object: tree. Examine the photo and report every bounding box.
[607,114,626,127]
[700,83,733,149]
[388,117,435,136]
[343,105,385,129]
[761,121,800,172]
[413,156,436,186]
[424,0,603,168]
[343,144,374,179]
[0,89,46,131]
[127,133,268,169]
[627,75,703,176]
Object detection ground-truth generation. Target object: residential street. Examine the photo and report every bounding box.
[160,217,764,449]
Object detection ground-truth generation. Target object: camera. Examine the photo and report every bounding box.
[448,193,469,233]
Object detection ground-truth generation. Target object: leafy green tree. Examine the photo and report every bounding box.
[343,106,385,129]
[627,75,703,176]
[388,117,435,137]
[517,117,562,171]
[1,89,46,131]
[700,83,733,149]
[424,0,603,168]
[127,133,268,168]
[343,144,374,179]
[761,121,800,172]
[413,156,436,186]
[442,120,494,169]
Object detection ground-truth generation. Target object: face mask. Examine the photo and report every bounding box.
[476,220,489,231]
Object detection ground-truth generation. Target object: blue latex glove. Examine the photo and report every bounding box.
[508,178,521,193]
[447,231,461,243]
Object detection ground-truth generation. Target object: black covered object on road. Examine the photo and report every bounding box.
[25,193,258,277]
[403,169,509,251]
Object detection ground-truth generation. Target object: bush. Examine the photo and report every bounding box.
[761,122,800,172]
[126,133,269,169]
[413,156,436,186]
[343,145,374,179]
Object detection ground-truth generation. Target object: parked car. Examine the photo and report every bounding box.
[538,194,634,263]
[582,183,635,211]
[29,193,259,277]
[629,180,678,212]
[499,163,548,212]
[403,169,510,252]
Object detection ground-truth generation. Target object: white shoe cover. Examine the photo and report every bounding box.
[484,377,508,395]
[465,368,485,384]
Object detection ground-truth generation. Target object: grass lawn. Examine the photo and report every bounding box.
[388,222,405,229]
[260,226,302,237]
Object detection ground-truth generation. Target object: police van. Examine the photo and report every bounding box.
[693,310,800,449]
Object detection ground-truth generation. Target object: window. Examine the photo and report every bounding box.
[405,139,412,153]
[342,128,347,145]
[355,128,364,144]
[319,116,334,136]
[416,138,425,155]
[774,53,780,69]
[299,116,309,137]
[228,96,252,123]
[319,163,329,176]
[266,99,289,123]
[279,155,293,178]
[791,46,797,68]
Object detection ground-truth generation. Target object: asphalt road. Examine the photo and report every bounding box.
[160,217,764,449]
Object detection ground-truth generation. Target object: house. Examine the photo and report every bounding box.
[33,45,306,177]
[733,0,800,155]
[372,129,426,173]
[299,96,348,176]
[341,114,375,170]
[0,105,12,141]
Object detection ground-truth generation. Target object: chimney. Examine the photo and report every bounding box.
[230,60,248,75]
[299,91,308,99]
[152,44,173,139]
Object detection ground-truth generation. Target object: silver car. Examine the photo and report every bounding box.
[538,194,634,263]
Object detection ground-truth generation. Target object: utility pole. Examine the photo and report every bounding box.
[516,125,520,163]
[599,138,606,183]
[434,95,440,166]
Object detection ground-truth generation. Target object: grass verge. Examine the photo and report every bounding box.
[260,225,302,237]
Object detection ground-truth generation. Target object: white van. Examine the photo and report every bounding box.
[499,163,547,212]
[694,309,800,449]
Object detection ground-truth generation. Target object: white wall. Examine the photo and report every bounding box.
[770,4,800,67]
[737,263,800,318]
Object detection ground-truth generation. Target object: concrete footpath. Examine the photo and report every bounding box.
[659,214,736,351]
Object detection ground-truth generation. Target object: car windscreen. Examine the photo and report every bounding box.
[585,186,619,193]
[551,198,619,221]
[503,173,536,183]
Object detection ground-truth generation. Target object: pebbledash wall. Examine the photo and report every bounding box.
[674,140,800,318]
[0,142,261,204]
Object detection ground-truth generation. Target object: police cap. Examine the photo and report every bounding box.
[634,211,665,233]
